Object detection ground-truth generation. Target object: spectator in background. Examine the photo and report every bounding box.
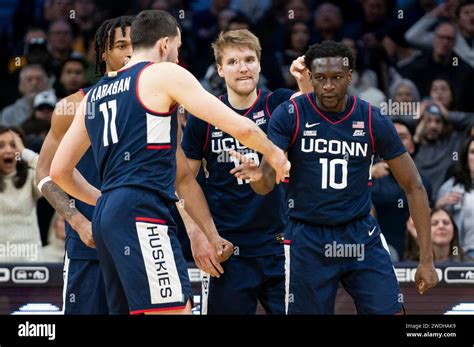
[280,21,310,89]
[372,119,432,262]
[311,2,344,43]
[436,136,474,258]
[21,90,57,152]
[386,78,421,131]
[8,27,49,75]
[343,37,386,106]
[48,20,84,80]
[43,0,74,23]
[55,57,87,98]
[1,65,49,127]
[191,0,231,78]
[400,21,473,111]
[413,102,465,196]
[405,0,474,68]
[41,213,66,262]
[0,126,42,262]
[404,208,465,262]
[428,77,474,131]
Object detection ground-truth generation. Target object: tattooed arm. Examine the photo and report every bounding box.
[36,92,95,248]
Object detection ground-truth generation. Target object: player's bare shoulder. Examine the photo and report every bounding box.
[51,90,85,135]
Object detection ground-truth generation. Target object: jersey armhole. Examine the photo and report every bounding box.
[288,99,300,148]
[136,62,177,116]
[202,123,212,153]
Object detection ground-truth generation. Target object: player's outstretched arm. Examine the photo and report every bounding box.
[50,95,101,206]
[387,152,439,294]
[36,92,95,248]
[150,63,290,183]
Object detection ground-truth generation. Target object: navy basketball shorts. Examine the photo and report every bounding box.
[62,253,111,314]
[284,214,401,314]
[92,187,192,314]
[201,252,285,314]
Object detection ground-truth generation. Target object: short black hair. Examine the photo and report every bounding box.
[94,16,134,75]
[131,10,180,50]
[304,40,355,71]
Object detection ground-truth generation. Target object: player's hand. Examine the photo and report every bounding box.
[74,218,96,249]
[371,162,390,179]
[290,56,307,82]
[229,150,263,182]
[415,262,439,294]
[266,146,291,184]
[436,192,462,208]
[190,231,229,278]
[216,237,233,262]
[10,130,25,154]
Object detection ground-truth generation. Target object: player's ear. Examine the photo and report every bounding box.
[347,69,353,84]
[101,52,106,62]
[217,63,224,78]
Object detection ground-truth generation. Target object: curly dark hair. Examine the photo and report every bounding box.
[0,126,28,192]
[304,40,356,71]
[94,16,134,76]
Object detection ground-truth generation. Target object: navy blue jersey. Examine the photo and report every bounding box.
[268,93,406,226]
[182,88,293,257]
[85,62,178,202]
[64,86,100,259]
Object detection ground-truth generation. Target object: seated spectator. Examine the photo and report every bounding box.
[21,90,57,152]
[48,20,84,81]
[413,102,465,196]
[386,78,421,131]
[343,37,386,106]
[0,126,42,262]
[427,77,474,131]
[311,2,344,43]
[41,213,66,262]
[280,21,310,89]
[1,65,49,127]
[436,136,474,258]
[405,0,474,68]
[404,208,466,262]
[55,57,87,98]
[400,21,473,112]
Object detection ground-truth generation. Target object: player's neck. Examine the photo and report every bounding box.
[226,87,258,110]
[316,94,348,113]
[123,51,163,69]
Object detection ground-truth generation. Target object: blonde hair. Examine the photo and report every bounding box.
[212,29,261,65]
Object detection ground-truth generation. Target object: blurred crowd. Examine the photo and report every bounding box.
[0,0,473,264]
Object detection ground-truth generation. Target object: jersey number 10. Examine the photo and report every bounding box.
[99,100,118,147]
[319,158,348,189]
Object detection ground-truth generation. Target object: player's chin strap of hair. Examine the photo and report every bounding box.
[37,176,52,192]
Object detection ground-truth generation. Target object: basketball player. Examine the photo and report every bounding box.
[231,41,439,314]
[50,10,290,314]
[182,29,311,314]
[36,16,134,314]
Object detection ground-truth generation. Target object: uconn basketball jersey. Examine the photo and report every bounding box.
[85,61,178,202]
[268,93,406,227]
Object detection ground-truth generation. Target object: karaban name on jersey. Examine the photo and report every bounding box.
[85,62,178,203]
[268,93,406,227]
